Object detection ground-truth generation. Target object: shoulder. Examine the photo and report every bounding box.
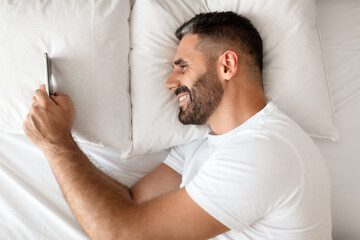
[211,102,315,174]
[207,129,304,190]
[215,128,300,162]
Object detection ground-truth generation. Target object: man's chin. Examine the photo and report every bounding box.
[178,110,193,125]
[178,111,207,126]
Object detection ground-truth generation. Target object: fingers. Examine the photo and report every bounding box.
[32,85,74,113]
[33,84,55,105]
[51,94,74,112]
[34,87,49,102]
[32,85,56,112]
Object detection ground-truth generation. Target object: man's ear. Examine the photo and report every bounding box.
[218,50,238,81]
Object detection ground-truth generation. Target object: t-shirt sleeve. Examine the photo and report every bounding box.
[185,138,303,232]
[163,144,186,175]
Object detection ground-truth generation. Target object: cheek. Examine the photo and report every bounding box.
[186,74,197,85]
[183,71,202,90]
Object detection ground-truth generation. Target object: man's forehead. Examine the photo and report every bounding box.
[173,34,199,61]
[178,34,199,50]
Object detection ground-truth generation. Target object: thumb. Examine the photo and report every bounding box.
[39,84,46,91]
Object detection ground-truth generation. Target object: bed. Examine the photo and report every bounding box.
[0,0,359,239]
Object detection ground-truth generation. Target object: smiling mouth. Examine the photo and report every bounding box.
[179,95,188,102]
[177,93,190,108]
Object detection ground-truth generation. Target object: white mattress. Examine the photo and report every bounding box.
[1,0,360,239]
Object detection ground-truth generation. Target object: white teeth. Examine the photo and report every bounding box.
[179,95,188,102]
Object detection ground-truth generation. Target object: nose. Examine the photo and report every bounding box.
[165,71,181,91]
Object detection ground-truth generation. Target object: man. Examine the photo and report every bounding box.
[23,12,332,239]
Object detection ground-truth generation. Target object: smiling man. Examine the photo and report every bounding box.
[23,12,332,240]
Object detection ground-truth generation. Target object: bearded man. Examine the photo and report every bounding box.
[23,12,332,240]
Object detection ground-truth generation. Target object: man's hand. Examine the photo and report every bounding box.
[23,84,75,152]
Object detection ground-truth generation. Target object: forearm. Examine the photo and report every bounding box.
[43,138,136,239]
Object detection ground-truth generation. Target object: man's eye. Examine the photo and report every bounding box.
[180,65,187,72]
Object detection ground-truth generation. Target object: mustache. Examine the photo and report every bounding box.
[175,86,191,96]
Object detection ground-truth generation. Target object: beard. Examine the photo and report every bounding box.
[175,70,224,125]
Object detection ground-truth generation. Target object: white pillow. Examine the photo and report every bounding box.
[0,0,132,154]
[129,0,338,156]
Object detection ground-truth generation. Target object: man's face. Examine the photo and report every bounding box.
[166,34,224,125]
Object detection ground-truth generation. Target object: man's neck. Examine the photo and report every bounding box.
[207,86,266,135]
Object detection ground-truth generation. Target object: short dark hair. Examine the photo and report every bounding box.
[175,11,263,73]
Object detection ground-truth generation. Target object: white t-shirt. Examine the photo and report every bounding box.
[164,102,332,240]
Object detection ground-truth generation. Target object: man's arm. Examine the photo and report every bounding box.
[23,86,229,239]
[42,139,228,239]
[91,161,182,204]
[130,163,182,203]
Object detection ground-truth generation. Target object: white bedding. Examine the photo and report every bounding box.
[1,0,360,239]
[314,0,360,239]
[0,0,133,153]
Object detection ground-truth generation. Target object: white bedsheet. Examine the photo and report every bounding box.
[1,0,360,239]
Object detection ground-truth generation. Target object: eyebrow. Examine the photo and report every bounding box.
[172,58,188,68]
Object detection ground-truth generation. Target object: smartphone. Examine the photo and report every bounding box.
[44,53,52,96]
